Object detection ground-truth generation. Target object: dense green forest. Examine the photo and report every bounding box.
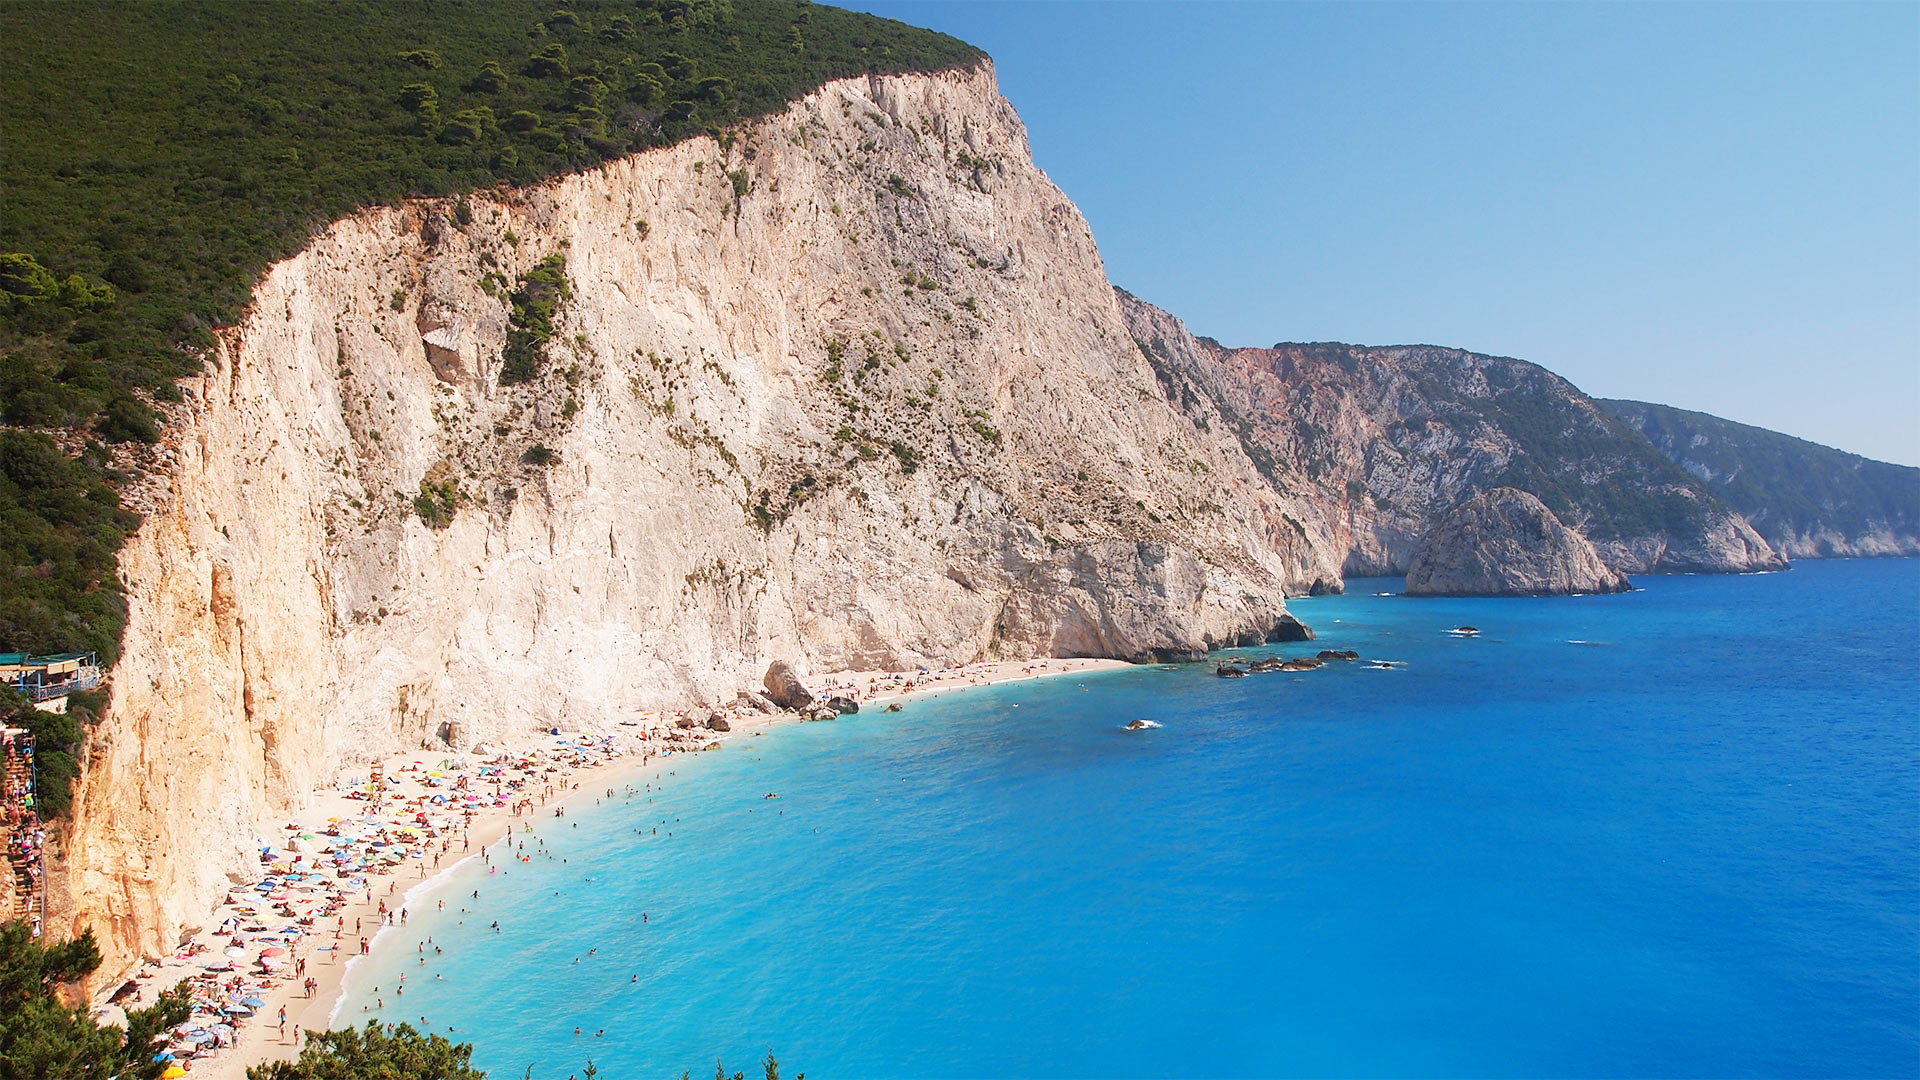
[0,1,980,669]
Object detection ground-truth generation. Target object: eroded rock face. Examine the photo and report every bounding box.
[57,64,1330,981]
[1405,488,1632,596]
[1117,292,1788,576]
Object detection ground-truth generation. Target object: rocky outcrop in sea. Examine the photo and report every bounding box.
[1405,488,1632,596]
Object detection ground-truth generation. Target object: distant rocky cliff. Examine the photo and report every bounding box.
[1601,400,1920,559]
[1117,292,1786,577]
[56,64,1340,981]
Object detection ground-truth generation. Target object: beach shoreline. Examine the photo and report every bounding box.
[106,655,1128,1078]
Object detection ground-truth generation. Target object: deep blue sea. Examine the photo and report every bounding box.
[341,559,1920,1078]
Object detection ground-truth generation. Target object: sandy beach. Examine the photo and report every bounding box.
[102,656,1127,1078]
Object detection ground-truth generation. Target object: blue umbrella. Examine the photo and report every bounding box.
[240,996,266,1007]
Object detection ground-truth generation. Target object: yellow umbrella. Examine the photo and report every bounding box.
[163,1067,188,1079]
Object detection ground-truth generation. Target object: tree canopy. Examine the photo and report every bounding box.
[0,922,191,1080]
[246,1022,487,1080]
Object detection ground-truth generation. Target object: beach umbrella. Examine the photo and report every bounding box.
[162,1066,188,1078]
[259,947,286,957]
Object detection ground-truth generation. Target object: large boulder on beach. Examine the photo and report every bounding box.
[706,716,731,733]
[762,661,815,711]
[1407,488,1632,597]
[826,696,860,715]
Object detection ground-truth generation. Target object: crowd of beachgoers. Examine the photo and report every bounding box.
[94,657,1122,1077]
[97,727,701,1078]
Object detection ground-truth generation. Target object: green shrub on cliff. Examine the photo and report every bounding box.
[0,431,138,666]
[0,1,980,662]
[499,255,574,385]
[0,685,94,820]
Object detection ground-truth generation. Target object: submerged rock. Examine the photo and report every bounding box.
[1317,649,1359,661]
[1406,488,1632,597]
[1279,657,1324,671]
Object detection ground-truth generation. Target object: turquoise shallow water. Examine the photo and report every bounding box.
[341,559,1920,1078]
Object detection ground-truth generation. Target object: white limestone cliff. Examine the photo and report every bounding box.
[55,64,1339,979]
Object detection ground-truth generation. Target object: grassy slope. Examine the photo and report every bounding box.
[1600,399,1920,549]
[0,0,980,667]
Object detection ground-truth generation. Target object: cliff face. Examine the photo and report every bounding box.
[1117,292,1787,577]
[1601,399,1920,559]
[1406,488,1631,596]
[57,65,1340,978]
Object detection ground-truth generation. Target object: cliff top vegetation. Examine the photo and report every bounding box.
[1601,398,1920,544]
[0,0,982,667]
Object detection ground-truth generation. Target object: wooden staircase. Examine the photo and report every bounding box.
[2,747,39,926]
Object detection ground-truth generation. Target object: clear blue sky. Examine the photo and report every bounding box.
[839,1,1920,466]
